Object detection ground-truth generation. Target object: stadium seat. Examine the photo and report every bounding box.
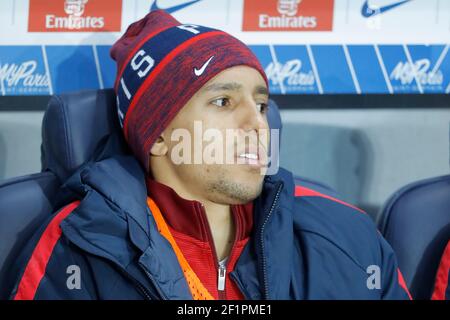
[267,98,338,197]
[0,171,60,299]
[0,89,120,299]
[0,89,335,299]
[378,171,450,299]
[41,89,124,182]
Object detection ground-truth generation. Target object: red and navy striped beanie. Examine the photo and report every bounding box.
[110,10,268,172]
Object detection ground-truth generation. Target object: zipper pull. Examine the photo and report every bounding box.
[218,265,226,291]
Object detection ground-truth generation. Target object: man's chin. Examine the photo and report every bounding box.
[207,177,264,205]
[229,180,264,203]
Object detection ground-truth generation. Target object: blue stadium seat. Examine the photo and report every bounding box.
[0,89,120,298]
[0,172,60,299]
[267,99,338,197]
[378,173,450,299]
[41,89,124,182]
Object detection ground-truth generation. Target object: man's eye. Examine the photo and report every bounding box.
[211,98,231,108]
[257,102,269,114]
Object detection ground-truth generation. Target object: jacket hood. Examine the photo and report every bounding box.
[55,132,296,299]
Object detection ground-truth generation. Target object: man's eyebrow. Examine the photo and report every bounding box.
[202,82,242,92]
[254,85,269,96]
[202,82,269,96]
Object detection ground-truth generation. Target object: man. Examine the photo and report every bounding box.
[9,10,411,300]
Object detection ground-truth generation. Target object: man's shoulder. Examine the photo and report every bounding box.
[269,168,376,242]
[291,183,381,267]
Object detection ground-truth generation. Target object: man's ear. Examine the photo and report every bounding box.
[150,135,168,156]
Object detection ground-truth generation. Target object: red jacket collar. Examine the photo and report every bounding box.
[145,177,254,242]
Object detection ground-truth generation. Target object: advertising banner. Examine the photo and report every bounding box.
[0,0,449,95]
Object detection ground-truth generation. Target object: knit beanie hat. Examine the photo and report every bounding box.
[110,10,268,172]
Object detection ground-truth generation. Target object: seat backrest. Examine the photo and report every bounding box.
[0,172,60,299]
[41,89,122,182]
[0,89,121,298]
[267,99,337,197]
[377,174,450,299]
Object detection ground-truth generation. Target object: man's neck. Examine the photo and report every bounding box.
[202,200,235,261]
[150,173,236,261]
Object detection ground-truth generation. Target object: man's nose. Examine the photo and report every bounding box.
[238,98,268,132]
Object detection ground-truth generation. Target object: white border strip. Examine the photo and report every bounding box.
[226,0,231,25]
[306,44,323,94]
[0,74,5,96]
[41,45,53,95]
[11,0,15,25]
[268,44,285,94]
[374,44,394,94]
[435,0,441,24]
[403,44,423,94]
[92,45,104,89]
[343,44,361,94]
[431,44,449,74]
[134,0,139,20]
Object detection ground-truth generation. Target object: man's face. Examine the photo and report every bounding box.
[152,65,270,205]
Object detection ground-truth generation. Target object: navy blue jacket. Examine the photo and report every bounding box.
[9,138,411,300]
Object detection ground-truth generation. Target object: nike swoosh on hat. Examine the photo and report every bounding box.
[194,56,214,76]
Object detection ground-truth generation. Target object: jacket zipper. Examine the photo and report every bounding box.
[218,263,226,292]
[198,202,225,299]
[198,202,240,300]
[139,262,169,300]
[118,268,154,300]
[260,183,283,300]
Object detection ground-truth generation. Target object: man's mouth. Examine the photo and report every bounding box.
[236,145,267,167]
[238,153,259,165]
